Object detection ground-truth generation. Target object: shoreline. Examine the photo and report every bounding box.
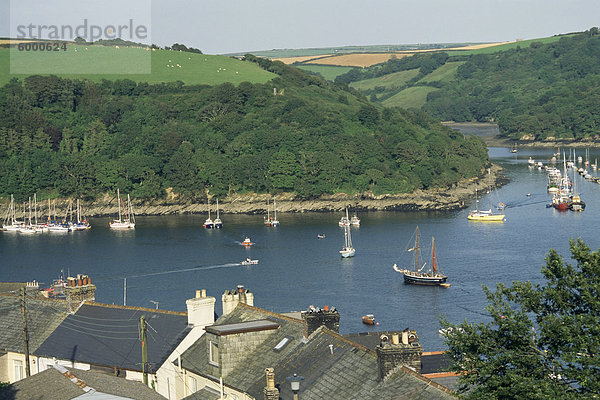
[1,165,506,218]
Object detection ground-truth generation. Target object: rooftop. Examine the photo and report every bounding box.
[0,365,165,400]
[204,319,280,336]
[35,302,190,372]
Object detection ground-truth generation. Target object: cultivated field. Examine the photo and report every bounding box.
[382,86,439,109]
[0,45,276,86]
[350,69,420,91]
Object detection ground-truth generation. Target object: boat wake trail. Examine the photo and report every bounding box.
[128,263,242,279]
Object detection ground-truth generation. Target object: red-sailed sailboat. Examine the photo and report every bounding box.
[393,226,449,286]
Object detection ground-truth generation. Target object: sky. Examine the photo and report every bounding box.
[3,0,600,54]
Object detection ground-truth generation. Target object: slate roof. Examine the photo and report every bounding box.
[180,303,305,382]
[0,365,165,400]
[0,294,68,353]
[35,302,190,373]
[181,304,455,400]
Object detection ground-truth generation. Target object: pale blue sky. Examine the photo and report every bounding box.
[3,0,600,54]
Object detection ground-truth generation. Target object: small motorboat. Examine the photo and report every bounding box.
[240,258,259,265]
[362,314,375,325]
[317,234,326,239]
[241,237,253,246]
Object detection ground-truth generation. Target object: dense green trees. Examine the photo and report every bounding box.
[441,239,600,399]
[423,29,600,140]
[0,58,487,202]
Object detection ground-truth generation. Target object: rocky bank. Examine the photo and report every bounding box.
[3,165,506,218]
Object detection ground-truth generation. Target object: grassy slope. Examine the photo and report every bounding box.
[0,45,276,86]
[350,69,420,91]
[382,86,438,109]
[417,61,464,83]
[295,64,354,80]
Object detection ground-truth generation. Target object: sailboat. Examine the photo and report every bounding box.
[203,199,214,229]
[19,197,41,234]
[72,199,91,230]
[339,223,355,258]
[467,170,505,222]
[2,194,24,231]
[213,198,223,229]
[393,226,448,286]
[109,189,135,229]
[264,198,279,227]
[511,143,518,153]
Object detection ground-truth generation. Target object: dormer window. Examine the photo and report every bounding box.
[209,341,219,366]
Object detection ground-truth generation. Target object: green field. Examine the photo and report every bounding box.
[350,69,420,91]
[417,61,464,83]
[382,86,438,109]
[295,64,354,80]
[0,45,276,86]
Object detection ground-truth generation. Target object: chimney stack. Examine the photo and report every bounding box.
[376,329,423,381]
[186,289,216,327]
[64,274,96,313]
[263,368,279,400]
[301,305,340,338]
[222,285,254,316]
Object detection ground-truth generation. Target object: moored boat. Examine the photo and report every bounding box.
[109,189,135,229]
[240,258,259,265]
[393,226,448,286]
[242,237,253,246]
[339,223,355,258]
[362,314,375,325]
[214,198,223,229]
[338,207,350,227]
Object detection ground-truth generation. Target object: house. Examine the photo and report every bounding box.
[176,303,455,400]
[33,300,190,387]
[0,364,165,399]
[0,288,69,383]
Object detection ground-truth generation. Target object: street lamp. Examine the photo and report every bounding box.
[286,373,304,400]
[149,300,159,309]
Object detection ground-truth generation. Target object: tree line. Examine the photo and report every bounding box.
[0,57,487,202]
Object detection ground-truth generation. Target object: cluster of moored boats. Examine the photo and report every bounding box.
[2,194,91,234]
[530,150,592,212]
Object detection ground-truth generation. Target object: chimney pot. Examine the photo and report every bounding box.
[265,368,275,390]
[323,305,329,312]
[392,333,400,345]
[195,290,201,298]
[201,289,206,298]
[402,331,409,345]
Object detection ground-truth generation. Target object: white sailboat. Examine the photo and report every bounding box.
[72,199,91,230]
[203,199,214,229]
[2,194,24,231]
[467,170,505,222]
[214,198,223,229]
[109,189,135,229]
[19,197,41,234]
[264,198,279,227]
[339,223,355,258]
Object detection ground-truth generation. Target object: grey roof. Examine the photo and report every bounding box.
[181,304,455,400]
[0,282,27,295]
[35,302,190,373]
[180,303,305,382]
[0,294,68,353]
[204,319,279,336]
[0,366,165,400]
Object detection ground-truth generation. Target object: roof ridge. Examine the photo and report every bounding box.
[84,301,187,316]
[317,327,377,356]
[236,303,304,324]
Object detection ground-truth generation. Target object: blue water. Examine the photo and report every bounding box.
[2,147,600,351]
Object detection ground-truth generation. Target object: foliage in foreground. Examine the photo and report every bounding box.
[441,239,600,399]
[0,56,487,201]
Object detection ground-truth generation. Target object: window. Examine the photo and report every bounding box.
[188,376,197,393]
[209,341,219,366]
[274,337,290,352]
[14,360,23,381]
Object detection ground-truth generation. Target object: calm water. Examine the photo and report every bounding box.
[2,147,600,351]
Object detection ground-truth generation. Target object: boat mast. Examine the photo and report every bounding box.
[274,199,277,221]
[432,237,437,273]
[414,226,419,272]
[117,189,122,222]
[216,198,220,219]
